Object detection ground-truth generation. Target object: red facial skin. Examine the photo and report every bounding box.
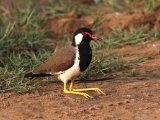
[82,32,97,40]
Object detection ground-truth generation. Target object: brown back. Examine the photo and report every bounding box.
[33,46,76,74]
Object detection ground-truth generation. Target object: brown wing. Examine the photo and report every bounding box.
[33,46,76,74]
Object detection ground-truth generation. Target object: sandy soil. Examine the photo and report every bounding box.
[0,40,160,120]
[1,74,160,120]
[1,0,160,119]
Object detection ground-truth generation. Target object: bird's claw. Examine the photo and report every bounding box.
[72,88,105,95]
[94,88,105,95]
[64,89,93,98]
[81,92,93,98]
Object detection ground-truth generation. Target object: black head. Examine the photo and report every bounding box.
[72,27,96,46]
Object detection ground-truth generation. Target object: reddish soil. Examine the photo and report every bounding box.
[100,11,157,34]
[45,15,94,38]
[44,11,160,36]
[1,79,160,120]
[1,40,160,120]
[1,0,160,119]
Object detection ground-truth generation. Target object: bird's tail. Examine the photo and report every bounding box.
[24,72,53,79]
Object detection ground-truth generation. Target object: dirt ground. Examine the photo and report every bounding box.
[1,0,160,120]
[1,78,160,120]
[0,40,160,120]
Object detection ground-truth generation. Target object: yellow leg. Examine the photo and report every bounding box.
[69,80,105,95]
[69,80,74,91]
[64,83,93,98]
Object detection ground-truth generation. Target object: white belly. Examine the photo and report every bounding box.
[58,47,81,83]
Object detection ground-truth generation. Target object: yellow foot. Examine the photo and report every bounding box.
[73,88,105,95]
[64,89,93,98]
[64,83,93,98]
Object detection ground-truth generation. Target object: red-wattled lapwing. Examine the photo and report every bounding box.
[24,27,105,98]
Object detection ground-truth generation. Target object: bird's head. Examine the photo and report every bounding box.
[72,27,97,46]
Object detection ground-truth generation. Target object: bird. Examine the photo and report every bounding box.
[24,27,105,98]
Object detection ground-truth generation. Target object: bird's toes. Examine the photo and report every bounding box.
[95,88,105,95]
[82,93,93,99]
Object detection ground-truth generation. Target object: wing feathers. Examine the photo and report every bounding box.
[33,46,76,74]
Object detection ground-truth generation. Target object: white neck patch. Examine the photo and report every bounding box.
[74,33,83,46]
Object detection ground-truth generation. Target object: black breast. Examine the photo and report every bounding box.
[78,43,92,72]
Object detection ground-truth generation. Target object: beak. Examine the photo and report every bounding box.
[90,34,102,40]
[90,34,97,40]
